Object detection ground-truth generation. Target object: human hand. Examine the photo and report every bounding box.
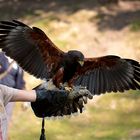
[65,86,93,114]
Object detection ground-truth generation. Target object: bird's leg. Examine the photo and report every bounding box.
[59,83,65,90]
[73,85,87,91]
[63,82,73,92]
[59,82,73,92]
[41,79,58,90]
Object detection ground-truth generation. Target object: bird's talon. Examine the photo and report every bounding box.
[64,87,73,92]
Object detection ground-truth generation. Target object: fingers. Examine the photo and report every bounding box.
[74,101,84,113]
[86,91,93,99]
[69,88,93,112]
[78,98,84,107]
[73,89,93,113]
[63,87,93,115]
[79,89,93,99]
[83,96,87,104]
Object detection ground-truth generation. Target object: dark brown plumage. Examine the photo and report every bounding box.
[0,20,140,95]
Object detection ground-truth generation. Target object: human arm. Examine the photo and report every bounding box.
[0,84,93,117]
[0,84,37,106]
[10,89,36,102]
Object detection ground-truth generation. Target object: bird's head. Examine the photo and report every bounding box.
[67,50,84,66]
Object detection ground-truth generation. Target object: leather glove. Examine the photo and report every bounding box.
[60,86,93,115]
[31,88,68,117]
[31,85,93,118]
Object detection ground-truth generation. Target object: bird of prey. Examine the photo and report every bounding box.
[0,20,139,95]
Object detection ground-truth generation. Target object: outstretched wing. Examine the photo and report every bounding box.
[0,20,64,79]
[73,55,140,95]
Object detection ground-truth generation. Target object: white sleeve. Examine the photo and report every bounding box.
[0,84,18,106]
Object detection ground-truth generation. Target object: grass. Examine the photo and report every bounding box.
[9,90,140,140]
[130,20,140,32]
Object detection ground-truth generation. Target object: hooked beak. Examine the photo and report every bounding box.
[78,61,84,66]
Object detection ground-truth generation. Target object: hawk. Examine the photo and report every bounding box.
[0,20,139,95]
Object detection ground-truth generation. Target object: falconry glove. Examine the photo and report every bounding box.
[31,89,68,117]
[65,86,93,113]
[31,85,93,118]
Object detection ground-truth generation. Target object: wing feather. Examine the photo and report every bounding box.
[83,74,89,87]
[100,69,107,93]
[73,55,140,95]
[0,20,64,79]
[95,69,100,95]
[104,68,113,92]
[112,64,129,91]
[91,69,97,93]
[88,72,94,92]
[116,70,129,91]
[109,68,118,92]
[99,68,106,94]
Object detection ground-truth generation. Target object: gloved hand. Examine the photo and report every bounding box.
[64,86,93,114]
[31,85,93,118]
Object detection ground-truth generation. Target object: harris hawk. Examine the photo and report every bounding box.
[0,20,139,96]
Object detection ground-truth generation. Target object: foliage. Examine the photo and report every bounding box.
[130,20,140,32]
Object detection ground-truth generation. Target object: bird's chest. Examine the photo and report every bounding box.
[63,62,77,82]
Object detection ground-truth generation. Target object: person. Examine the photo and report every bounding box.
[0,84,93,140]
[0,52,25,134]
[0,52,25,90]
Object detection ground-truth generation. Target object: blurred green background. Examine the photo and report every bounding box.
[0,0,140,140]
